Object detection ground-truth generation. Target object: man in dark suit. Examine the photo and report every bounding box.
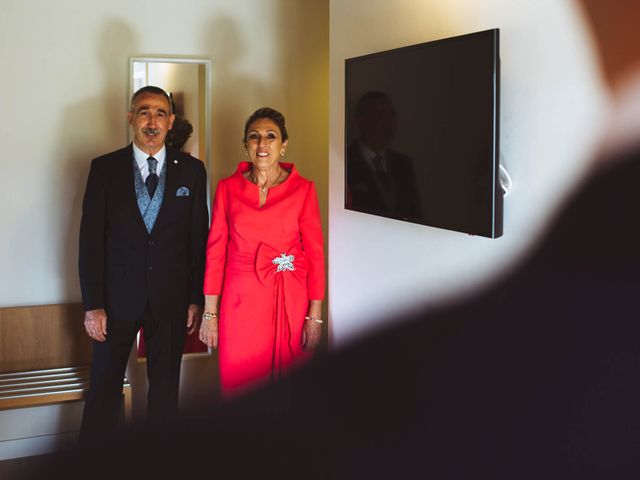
[346,91,422,221]
[78,86,209,442]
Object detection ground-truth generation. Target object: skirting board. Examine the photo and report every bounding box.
[0,431,78,461]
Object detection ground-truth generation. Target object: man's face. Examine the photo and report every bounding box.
[128,93,175,155]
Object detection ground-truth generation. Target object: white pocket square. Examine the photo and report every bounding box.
[176,186,190,196]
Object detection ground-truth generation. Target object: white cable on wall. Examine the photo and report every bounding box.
[499,163,512,197]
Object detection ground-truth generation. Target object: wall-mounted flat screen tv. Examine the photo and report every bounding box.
[345,29,502,238]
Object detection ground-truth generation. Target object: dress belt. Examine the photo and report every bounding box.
[224,251,257,273]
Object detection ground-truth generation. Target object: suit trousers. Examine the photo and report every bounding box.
[78,303,187,443]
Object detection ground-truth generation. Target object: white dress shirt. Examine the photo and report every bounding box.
[133,143,166,181]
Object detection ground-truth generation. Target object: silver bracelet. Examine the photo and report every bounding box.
[202,312,218,321]
[305,315,323,324]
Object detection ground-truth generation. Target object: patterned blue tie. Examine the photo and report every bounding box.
[146,157,158,197]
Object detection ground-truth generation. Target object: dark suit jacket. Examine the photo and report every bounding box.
[346,142,422,221]
[78,144,209,323]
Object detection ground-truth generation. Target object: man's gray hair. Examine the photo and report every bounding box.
[129,85,173,114]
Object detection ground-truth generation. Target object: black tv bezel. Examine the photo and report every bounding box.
[344,28,502,238]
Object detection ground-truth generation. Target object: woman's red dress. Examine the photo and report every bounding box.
[203,162,325,396]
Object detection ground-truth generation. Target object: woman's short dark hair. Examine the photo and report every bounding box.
[243,107,288,143]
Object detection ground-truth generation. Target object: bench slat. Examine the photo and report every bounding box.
[0,374,90,387]
[0,366,91,380]
[0,390,88,409]
[0,382,92,396]
[0,368,131,415]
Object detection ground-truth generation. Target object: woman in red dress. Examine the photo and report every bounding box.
[199,107,325,396]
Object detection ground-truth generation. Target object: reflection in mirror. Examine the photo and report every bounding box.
[129,57,212,359]
[129,57,211,170]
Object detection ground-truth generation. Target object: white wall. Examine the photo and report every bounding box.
[0,402,84,460]
[0,0,328,448]
[328,0,608,346]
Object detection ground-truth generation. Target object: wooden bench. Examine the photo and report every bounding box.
[0,366,132,422]
[0,304,131,421]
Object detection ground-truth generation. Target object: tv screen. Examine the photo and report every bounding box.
[345,29,502,238]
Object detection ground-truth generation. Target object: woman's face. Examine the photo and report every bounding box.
[245,118,288,170]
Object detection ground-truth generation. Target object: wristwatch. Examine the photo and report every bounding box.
[202,312,218,321]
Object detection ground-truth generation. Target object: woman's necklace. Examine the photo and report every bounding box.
[254,168,284,193]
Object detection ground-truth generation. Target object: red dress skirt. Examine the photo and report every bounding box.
[204,162,325,396]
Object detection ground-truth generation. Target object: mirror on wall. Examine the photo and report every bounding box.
[129,57,211,173]
[129,56,212,358]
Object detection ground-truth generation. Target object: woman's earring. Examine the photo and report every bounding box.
[245,149,249,156]
[280,151,285,157]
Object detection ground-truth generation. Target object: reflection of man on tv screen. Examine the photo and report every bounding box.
[346,91,421,220]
